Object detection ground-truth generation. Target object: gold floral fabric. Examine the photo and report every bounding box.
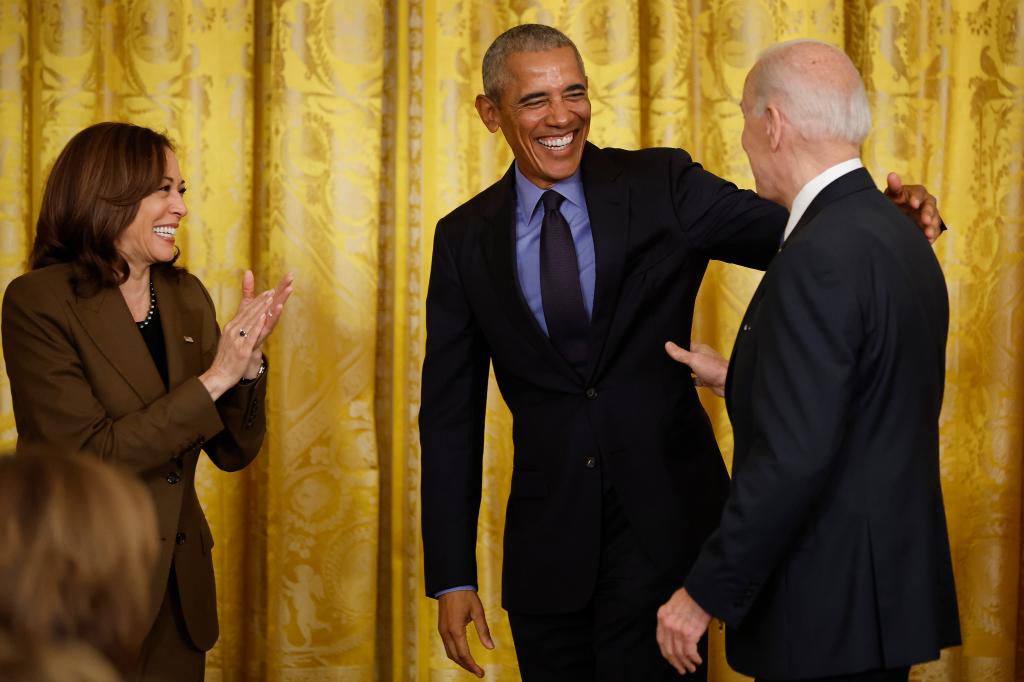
[0,2,1020,680]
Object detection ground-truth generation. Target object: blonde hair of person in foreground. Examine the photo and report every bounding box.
[0,451,159,680]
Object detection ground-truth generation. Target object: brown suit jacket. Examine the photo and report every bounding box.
[1,263,267,652]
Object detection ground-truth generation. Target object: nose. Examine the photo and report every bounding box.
[171,190,188,218]
[546,97,572,127]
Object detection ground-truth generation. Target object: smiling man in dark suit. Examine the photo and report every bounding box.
[656,40,960,682]
[420,25,946,681]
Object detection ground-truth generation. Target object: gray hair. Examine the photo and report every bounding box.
[482,24,586,102]
[748,39,871,144]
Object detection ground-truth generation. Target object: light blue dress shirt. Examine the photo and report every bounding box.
[434,164,596,599]
[513,164,596,332]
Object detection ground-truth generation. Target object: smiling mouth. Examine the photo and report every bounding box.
[153,225,177,241]
[537,131,575,150]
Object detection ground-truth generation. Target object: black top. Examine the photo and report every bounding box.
[138,305,169,390]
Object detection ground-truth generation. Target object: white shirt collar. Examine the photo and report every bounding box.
[782,158,864,243]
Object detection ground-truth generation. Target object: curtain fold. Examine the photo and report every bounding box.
[0,1,1020,679]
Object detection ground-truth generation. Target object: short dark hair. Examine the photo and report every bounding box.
[482,24,586,102]
[30,122,180,297]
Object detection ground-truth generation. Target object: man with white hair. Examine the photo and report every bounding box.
[655,40,960,681]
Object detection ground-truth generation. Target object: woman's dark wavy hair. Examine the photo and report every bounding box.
[30,122,181,297]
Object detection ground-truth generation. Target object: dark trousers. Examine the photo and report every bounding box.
[758,667,910,682]
[507,487,700,681]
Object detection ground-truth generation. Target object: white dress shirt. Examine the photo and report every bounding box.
[782,158,864,244]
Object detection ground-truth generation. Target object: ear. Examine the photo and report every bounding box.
[475,95,501,134]
[764,105,783,151]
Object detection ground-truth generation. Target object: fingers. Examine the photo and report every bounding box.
[919,195,941,243]
[656,621,685,675]
[222,293,271,362]
[885,171,904,200]
[471,602,495,650]
[454,629,485,677]
[438,592,487,678]
[439,625,485,677]
[665,341,694,366]
[656,590,708,675]
[229,290,272,335]
[241,269,255,301]
[657,622,699,675]
[904,184,931,211]
[682,635,703,672]
[666,629,702,674]
[229,309,267,356]
[254,273,295,346]
[689,342,721,359]
[273,271,295,300]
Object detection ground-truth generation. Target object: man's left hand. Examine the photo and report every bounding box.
[656,587,712,675]
[884,172,943,244]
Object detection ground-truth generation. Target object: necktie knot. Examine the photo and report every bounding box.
[541,190,565,213]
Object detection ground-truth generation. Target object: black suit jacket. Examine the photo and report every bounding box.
[685,169,960,678]
[420,143,787,613]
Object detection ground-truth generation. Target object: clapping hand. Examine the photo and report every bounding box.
[199,270,294,401]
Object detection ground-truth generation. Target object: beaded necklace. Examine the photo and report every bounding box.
[136,281,157,329]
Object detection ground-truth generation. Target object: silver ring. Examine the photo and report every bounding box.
[239,329,248,338]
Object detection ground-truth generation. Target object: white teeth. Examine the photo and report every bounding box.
[538,132,573,149]
[153,226,177,238]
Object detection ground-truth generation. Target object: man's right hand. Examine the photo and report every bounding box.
[665,341,728,397]
[438,590,494,677]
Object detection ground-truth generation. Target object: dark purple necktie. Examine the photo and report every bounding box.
[539,190,589,369]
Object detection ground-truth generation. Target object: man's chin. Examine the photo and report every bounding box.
[542,155,584,181]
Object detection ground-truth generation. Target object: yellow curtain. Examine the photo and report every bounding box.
[0,1,1021,680]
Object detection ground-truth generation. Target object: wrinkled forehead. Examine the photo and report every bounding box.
[506,48,584,85]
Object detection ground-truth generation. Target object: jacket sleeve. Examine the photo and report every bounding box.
[669,149,788,271]
[684,241,861,626]
[419,222,490,597]
[1,273,263,475]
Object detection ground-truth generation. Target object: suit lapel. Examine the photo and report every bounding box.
[580,143,628,383]
[154,269,203,388]
[479,165,581,383]
[69,282,166,405]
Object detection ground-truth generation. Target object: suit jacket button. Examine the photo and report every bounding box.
[166,472,180,485]
[175,532,187,545]
[585,456,597,469]
[585,388,598,399]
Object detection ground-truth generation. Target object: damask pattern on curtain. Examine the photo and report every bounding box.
[0,2,1020,680]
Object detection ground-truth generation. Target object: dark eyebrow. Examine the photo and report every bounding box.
[517,82,587,105]
[517,91,548,105]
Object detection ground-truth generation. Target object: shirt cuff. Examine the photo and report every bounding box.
[434,585,477,598]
